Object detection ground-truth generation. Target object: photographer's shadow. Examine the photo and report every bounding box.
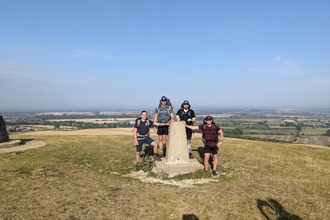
[257,198,301,220]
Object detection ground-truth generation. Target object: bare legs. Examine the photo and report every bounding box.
[203,153,218,171]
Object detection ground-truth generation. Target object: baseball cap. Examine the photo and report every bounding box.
[161,96,167,101]
[205,116,213,121]
[182,100,189,105]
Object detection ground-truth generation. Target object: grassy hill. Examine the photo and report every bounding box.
[1,130,329,219]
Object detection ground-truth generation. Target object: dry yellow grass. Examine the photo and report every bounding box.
[1,130,329,219]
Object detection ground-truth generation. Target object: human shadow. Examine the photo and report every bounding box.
[140,144,167,158]
[257,198,302,220]
[20,139,34,145]
[182,214,199,220]
[140,145,154,157]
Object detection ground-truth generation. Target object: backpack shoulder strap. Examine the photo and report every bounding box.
[136,118,142,127]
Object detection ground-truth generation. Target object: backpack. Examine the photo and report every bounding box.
[135,117,150,139]
[180,109,192,118]
[157,98,173,123]
[201,116,219,144]
[157,97,173,110]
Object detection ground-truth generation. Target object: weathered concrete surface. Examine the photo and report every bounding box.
[155,158,204,177]
[165,121,190,164]
[155,121,203,177]
[0,140,47,153]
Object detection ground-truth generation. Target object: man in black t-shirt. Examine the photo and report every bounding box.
[176,100,196,159]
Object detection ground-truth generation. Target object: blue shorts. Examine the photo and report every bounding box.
[136,137,154,152]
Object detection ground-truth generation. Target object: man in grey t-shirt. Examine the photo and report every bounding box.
[153,96,174,157]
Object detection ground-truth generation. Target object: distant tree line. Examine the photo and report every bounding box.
[50,121,133,129]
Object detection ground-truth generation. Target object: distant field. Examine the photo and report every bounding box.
[297,136,330,146]
[37,111,140,116]
[301,128,328,136]
[247,134,297,142]
[22,128,136,136]
[47,118,135,124]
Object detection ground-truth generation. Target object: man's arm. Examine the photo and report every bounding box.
[170,113,175,122]
[188,110,196,123]
[186,125,199,130]
[133,127,139,146]
[218,129,224,141]
[217,129,224,148]
[153,112,158,123]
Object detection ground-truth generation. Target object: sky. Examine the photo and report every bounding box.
[1,0,329,111]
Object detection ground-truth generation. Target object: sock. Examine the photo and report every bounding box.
[189,148,192,154]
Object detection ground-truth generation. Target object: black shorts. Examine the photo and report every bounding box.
[157,125,169,135]
[204,145,219,154]
[186,128,193,140]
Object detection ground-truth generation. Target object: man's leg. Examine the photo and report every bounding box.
[145,137,161,161]
[212,154,218,171]
[158,135,164,154]
[187,130,193,158]
[165,134,169,147]
[135,152,141,164]
[204,153,211,170]
[151,141,158,156]
[135,140,143,171]
[157,127,164,153]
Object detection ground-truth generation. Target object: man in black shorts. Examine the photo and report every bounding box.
[153,96,174,156]
[176,100,196,159]
[186,115,224,177]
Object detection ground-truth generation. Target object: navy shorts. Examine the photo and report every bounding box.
[204,145,219,154]
[136,137,154,152]
[186,128,193,140]
[157,125,169,135]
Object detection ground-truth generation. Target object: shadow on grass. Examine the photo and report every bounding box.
[182,214,199,220]
[257,198,301,220]
[20,139,34,145]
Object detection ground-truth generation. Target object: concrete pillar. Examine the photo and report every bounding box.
[165,121,189,164]
[154,121,204,177]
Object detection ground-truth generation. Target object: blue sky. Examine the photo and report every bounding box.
[1,0,329,111]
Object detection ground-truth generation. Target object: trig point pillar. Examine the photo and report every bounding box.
[166,121,190,164]
[154,121,203,177]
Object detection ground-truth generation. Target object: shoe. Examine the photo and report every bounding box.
[154,155,162,161]
[189,153,194,159]
[212,170,218,177]
[135,163,140,171]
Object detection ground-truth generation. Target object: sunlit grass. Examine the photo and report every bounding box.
[0,133,329,219]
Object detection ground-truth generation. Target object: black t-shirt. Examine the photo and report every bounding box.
[134,118,153,135]
[176,109,196,125]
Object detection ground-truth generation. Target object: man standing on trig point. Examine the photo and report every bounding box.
[153,96,174,157]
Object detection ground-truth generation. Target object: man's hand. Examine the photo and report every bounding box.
[217,141,223,148]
